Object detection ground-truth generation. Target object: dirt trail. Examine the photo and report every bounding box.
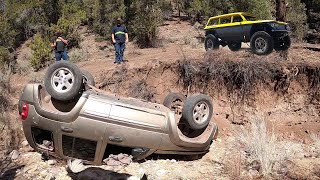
[2,19,320,180]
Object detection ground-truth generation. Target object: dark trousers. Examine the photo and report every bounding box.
[55,51,68,61]
[114,42,125,63]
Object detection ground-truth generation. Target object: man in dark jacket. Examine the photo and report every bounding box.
[112,17,129,64]
[51,31,69,61]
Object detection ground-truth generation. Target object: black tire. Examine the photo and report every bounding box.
[274,35,291,51]
[82,70,95,86]
[228,42,242,51]
[205,34,219,51]
[182,94,213,130]
[44,61,83,101]
[163,92,186,116]
[250,31,274,55]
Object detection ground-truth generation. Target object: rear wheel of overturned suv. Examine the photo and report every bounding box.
[82,70,95,86]
[228,42,242,51]
[205,34,219,51]
[182,94,213,130]
[274,35,291,51]
[163,92,186,116]
[44,61,83,101]
[250,31,274,55]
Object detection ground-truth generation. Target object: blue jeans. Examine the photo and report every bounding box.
[114,42,126,63]
[55,51,68,61]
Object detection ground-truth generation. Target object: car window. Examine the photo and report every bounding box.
[220,17,231,24]
[208,18,218,26]
[244,15,256,21]
[233,15,243,22]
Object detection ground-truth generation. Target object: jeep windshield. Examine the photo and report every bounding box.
[244,15,256,21]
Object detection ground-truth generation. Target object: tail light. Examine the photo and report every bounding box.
[21,103,29,120]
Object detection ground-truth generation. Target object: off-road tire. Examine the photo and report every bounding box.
[44,61,83,101]
[274,35,291,51]
[82,70,95,86]
[228,42,242,51]
[205,34,219,51]
[163,92,186,116]
[182,94,213,130]
[250,31,274,55]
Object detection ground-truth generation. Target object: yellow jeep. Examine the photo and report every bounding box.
[204,12,291,55]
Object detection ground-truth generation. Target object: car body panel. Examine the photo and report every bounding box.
[19,84,218,165]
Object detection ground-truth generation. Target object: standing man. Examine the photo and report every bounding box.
[112,17,129,64]
[51,31,69,61]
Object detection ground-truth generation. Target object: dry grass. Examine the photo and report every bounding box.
[310,133,320,156]
[237,118,279,177]
[231,116,305,179]
[69,48,89,63]
[129,79,155,102]
[178,50,320,105]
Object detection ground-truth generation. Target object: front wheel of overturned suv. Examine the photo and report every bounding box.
[250,31,274,55]
[182,94,213,130]
[205,34,219,51]
[81,70,95,86]
[44,61,83,101]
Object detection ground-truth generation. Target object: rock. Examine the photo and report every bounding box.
[156,169,167,176]
[48,160,57,165]
[21,140,29,147]
[10,150,20,160]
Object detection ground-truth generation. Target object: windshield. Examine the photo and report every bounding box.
[244,15,256,21]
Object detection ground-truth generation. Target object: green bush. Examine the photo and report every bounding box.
[130,1,163,48]
[286,0,308,41]
[50,2,86,48]
[90,0,125,37]
[0,47,11,71]
[30,33,52,71]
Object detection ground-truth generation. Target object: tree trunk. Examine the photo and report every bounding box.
[276,0,288,60]
[276,0,287,21]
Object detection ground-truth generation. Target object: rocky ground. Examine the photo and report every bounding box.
[1,18,320,180]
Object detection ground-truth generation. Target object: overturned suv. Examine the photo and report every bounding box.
[18,62,218,165]
[204,12,291,55]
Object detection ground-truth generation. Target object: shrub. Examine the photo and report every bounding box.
[68,48,89,63]
[50,2,86,48]
[237,118,278,177]
[130,2,163,48]
[30,33,52,71]
[0,47,11,71]
[129,79,155,102]
[91,0,126,37]
[286,0,308,41]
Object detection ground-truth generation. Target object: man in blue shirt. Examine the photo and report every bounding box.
[112,17,129,64]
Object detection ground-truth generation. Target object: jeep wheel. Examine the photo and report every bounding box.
[82,70,95,86]
[250,31,274,55]
[228,42,241,51]
[44,61,82,101]
[274,35,291,51]
[163,93,186,116]
[182,94,213,130]
[205,34,219,51]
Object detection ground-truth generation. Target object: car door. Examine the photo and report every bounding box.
[57,97,111,164]
[230,15,245,42]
